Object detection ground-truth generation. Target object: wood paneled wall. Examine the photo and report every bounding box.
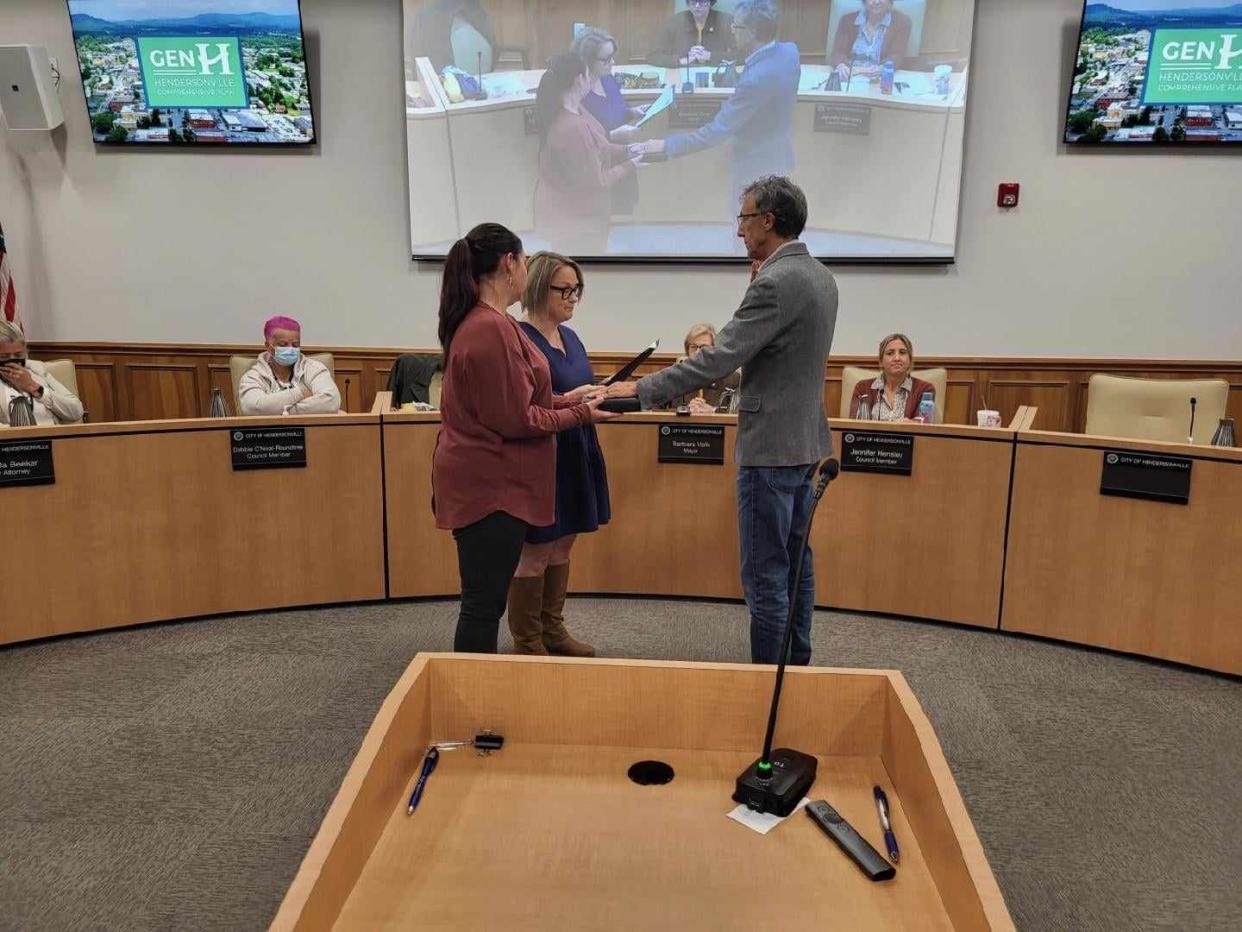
[406,0,974,69]
[27,341,1242,432]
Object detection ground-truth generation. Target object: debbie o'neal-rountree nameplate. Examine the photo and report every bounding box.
[840,430,913,476]
[231,427,307,471]
[1100,450,1192,504]
[0,439,55,488]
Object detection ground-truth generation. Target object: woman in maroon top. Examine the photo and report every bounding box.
[533,52,642,255]
[432,222,615,653]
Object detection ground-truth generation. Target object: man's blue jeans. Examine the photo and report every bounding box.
[738,464,817,665]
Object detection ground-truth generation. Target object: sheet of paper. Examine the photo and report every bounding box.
[635,85,674,128]
[727,797,810,835]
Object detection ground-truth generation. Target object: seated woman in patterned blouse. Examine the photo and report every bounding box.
[849,332,936,422]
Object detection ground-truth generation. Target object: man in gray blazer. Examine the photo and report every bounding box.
[606,176,838,665]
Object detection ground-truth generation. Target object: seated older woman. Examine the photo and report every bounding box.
[849,332,936,422]
[663,322,741,414]
[0,319,85,426]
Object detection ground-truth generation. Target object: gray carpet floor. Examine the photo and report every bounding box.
[1,599,1239,931]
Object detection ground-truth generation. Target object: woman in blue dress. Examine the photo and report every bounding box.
[573,28,649,214]
[507,251,611,656]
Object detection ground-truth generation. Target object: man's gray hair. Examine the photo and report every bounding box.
[743,175,808,238]
[733,0,781,41]
[0,319,24,343]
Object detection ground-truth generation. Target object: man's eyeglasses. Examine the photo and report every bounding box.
[596,55,616,63]
[736,211,770,223]
[552,284,584,300]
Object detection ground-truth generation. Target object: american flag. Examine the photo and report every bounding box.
[0,222,19,331]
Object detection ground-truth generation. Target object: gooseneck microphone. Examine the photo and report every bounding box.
[734,457,841,816]
[1188,396,1197,445]
[345,378,352,412]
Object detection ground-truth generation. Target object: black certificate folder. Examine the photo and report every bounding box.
[604,340,659,385]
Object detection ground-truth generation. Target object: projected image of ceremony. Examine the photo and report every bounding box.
[403,0,976,261]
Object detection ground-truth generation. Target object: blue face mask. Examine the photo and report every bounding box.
[272,346,301,367]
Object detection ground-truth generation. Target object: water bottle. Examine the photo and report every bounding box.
[880,60,895,95]
[915,391,935,424]
[1211,417,1235,447]
[855,395,871,421]
[208,387,230,418]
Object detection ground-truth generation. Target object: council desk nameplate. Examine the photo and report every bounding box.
[814,103,872,135]
[840,430,913,476]
[0,439,55,488]
[1100,449,1191,505]
[668,98,723,129]
[231,427,307,471]
[658,423,725,465]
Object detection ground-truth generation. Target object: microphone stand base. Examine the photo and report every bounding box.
[733,747,818,817]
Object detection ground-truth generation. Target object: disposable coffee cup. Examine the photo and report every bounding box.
[976,409,1001,428]
[934,65,952,95]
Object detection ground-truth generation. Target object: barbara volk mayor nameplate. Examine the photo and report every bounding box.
[658,424,725,465]
[231,427,307,471]
[840,430,913,475]
[0,439,55,488]
[1100,450,1191,504]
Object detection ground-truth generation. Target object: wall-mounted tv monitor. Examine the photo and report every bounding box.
[1064,1,1242,145]
[67,0,315,145]
[402,0,978,263]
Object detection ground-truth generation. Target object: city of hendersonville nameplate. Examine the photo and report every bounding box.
[657,423,725,465]
[813,103,872,135]
[0,439,55,488]
[230,427,307,471]
[840,430,913,475]
[1100,449,1191,504]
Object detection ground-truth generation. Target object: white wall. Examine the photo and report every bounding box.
[1,0,1239,357]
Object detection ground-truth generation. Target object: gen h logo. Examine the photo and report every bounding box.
[148,43,235,76]
[137,37,248,109]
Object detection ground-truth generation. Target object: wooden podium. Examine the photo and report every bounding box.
[272,655,1012,931]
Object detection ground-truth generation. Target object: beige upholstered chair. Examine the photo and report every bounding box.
[229,353,336,414]
[840,366,947,422]
[1085,374,1228,445]
[39,359,85,423]
[429,370,443,409]
[42,359,79,397]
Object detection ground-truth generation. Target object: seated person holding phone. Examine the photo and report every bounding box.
[849,332,936,422]
[239,315,340,416]
[0,320,85,426]
[661,323,741,414]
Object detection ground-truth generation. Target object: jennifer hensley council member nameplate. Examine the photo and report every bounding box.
[840,430,914,476]
[0,439,55,488]
[230,427,308,471]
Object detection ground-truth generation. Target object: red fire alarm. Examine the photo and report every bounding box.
[997,183,1020,208]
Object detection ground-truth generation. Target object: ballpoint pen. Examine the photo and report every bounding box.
[406,746,440,815]
[873,786,900,863]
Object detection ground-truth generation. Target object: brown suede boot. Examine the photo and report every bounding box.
[506,573,549,655]
[540,562,595,657]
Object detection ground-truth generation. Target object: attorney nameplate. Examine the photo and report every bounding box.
[0,439,55,488]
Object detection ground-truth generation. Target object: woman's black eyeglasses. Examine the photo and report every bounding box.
[553,284,584,300]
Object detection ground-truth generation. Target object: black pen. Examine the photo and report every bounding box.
[873,786,900,863]
[406,746,440,815]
